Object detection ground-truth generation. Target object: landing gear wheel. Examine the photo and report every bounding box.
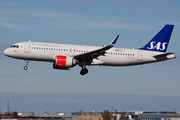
[80,70,85,75]
[84,68,88,74]
[24,66,28,70]
[80,68,88,75]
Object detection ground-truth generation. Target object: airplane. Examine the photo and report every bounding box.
[3,24,176,75]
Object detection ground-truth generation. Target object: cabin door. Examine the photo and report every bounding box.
[137,51,143,61]
[24,43,30,53]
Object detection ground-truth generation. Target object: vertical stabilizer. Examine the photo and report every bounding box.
[139,24,174,52]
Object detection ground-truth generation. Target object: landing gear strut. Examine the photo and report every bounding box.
[24,60,28,70]
[80,61,88,75]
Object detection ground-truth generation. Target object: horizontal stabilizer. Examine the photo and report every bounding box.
[153,52,176,61]
[153,52,174,57]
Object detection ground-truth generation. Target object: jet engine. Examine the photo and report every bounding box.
[53,55,76,70]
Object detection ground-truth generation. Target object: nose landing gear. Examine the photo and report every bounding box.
[24,60,29,70]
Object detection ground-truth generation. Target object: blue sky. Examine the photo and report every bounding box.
[0,0,180,113]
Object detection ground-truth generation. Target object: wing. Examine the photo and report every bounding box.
[74,35,119,63]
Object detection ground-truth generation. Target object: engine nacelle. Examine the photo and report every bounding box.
[53,55,76,70]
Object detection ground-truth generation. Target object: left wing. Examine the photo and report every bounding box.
[74,35,119,62]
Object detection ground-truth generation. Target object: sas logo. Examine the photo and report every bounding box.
[147,41,167,50]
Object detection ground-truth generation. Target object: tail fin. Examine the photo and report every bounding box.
[139,24,174,52]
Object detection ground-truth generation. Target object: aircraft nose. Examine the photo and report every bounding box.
[3,48,10,56]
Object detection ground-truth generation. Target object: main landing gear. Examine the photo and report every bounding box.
[80,67,88,75]
[80,61,88,75]
[23,60,28,70]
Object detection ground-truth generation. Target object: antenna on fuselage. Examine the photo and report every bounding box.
[29,39,31,42]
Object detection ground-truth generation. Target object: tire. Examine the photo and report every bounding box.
[84,68,88,74]
[24,66,28,70]
[80,68,88,75]
[80,70,85,75]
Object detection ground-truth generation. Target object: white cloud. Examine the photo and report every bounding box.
[79,0,114,9]
[0,8,152,30]
[85,22,150,30]
[0,9,75,18]
[115,0,180,15]
[0,21,23,29]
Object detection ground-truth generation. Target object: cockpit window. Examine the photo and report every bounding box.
[10,45,19,48]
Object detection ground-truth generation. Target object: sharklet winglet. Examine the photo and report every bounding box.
[110,35,119,46]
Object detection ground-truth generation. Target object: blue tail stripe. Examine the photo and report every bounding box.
[139,24,174,52]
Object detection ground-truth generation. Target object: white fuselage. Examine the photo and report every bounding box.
[3,41,176,67]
